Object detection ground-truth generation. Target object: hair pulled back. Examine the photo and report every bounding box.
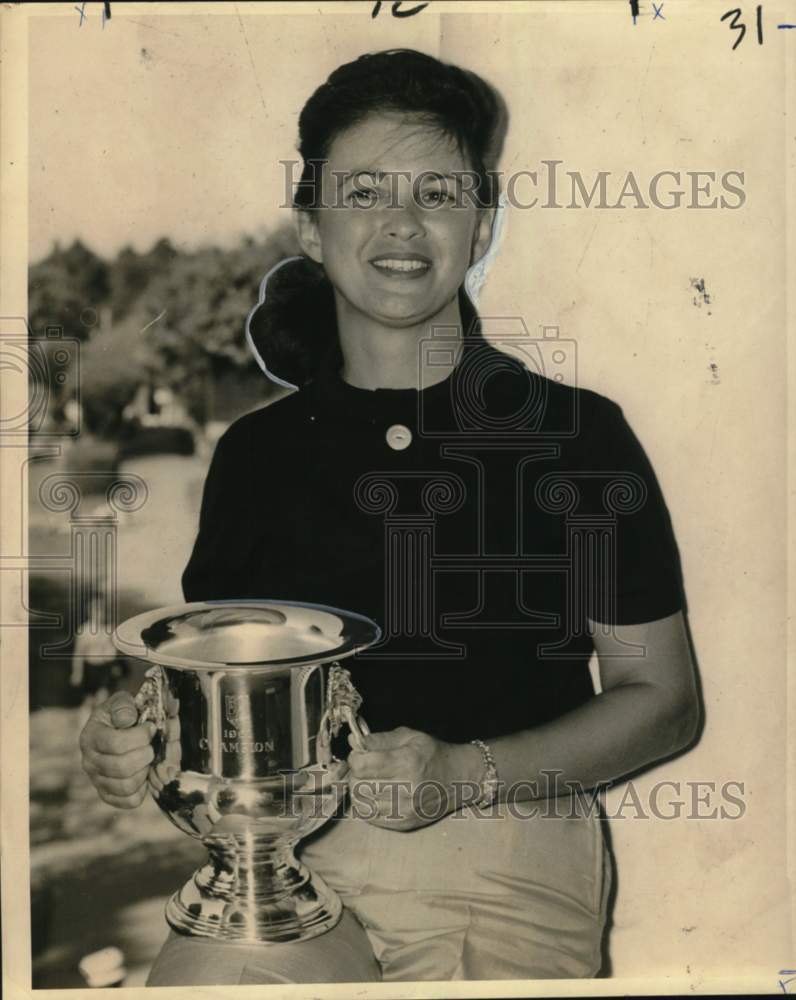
[294,48,504,210]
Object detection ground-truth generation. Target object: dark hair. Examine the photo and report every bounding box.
[293,48,506,210]
[248,254,337,389]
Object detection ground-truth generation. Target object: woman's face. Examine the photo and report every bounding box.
[296,113,493,330]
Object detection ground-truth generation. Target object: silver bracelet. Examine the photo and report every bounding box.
[470,738,499,809]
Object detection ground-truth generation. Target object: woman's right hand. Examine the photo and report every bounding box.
[78,691,156,809]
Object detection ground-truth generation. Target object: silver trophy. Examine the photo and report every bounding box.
[114,600,380,944]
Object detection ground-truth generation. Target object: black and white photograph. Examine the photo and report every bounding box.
[1,1,793,995]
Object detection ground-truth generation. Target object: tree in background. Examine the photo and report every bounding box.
[135,226,298,423]
[78,316,159,439]
[27,240,112,426]
[29,240,111,342]
[28,226,300,436]
[108,238,177,320]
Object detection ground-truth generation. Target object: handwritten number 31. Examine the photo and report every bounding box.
[721,5,764,48]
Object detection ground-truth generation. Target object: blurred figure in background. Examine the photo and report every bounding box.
[71,595,129,725]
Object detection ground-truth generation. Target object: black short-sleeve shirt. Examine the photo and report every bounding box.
[182,317,684,743]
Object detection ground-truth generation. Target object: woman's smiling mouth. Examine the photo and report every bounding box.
[369,253,432,278]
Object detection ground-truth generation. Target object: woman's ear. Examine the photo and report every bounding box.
[293,208,324,264]
[470,206,496,268]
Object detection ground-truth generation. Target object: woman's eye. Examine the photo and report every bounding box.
[348,188,377,206]
[419,189,453,207]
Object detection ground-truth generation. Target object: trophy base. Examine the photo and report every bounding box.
[165,837,343,944]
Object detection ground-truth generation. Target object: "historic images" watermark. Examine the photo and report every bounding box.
[277,771,747,824]
[280,159,746,211]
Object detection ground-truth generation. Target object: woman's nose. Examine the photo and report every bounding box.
[381,204,426,240]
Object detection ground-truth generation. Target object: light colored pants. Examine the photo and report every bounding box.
[147,804,613,985]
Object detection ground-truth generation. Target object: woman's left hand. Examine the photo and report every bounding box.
[346,726,479,831]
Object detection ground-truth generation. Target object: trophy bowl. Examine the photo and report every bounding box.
[114,599,381,944]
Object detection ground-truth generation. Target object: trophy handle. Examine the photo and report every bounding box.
[134,664,167,765]
[317,663,369,760]
[341,705,370,751]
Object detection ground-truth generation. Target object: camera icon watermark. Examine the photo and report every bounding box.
[416,316,579,440]
[0,317,80,437]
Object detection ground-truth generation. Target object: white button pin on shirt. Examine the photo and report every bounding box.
[386,424,412,451]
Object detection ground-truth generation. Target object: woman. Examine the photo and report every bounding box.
[80,49,699,984]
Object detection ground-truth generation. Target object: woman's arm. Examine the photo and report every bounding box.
[348,610,700,828]
[467,609,699,798]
